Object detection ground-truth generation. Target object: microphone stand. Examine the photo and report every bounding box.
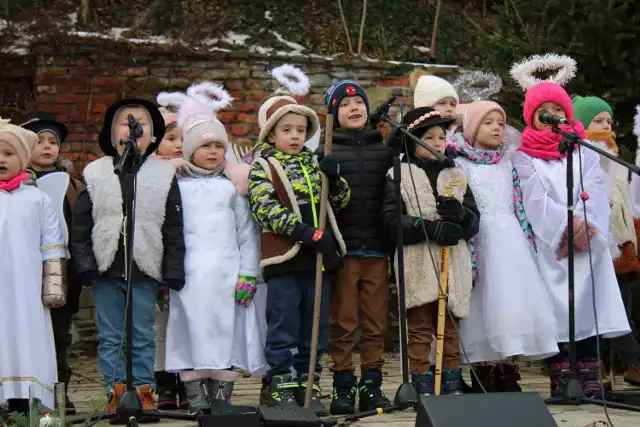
[544,124,640,412]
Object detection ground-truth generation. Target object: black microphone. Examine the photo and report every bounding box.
[369,96,397,126]
[539,110,569,126]
[127,114,144,139]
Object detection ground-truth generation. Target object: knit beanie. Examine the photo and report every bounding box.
[21,111,68,147]
[523,82,574,127]
[0,118,38,170]
[324,80,370,123]
[258,95,320,144]
[572,95,613,129]
[413,75,459,108]
[182,117,229,161]
[460,100,506,142]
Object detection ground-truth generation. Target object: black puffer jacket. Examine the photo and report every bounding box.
[71,157,185,289]
[317,129,394,253]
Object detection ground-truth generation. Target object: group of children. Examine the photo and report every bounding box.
[2,55,640,422]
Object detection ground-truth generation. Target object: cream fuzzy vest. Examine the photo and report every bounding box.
[390,163,472,317]
[83,156,175,281]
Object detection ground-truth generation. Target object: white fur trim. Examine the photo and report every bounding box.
[157,92,189,110]
[389,163,472,317]
[510,54,577,91]
[272,64,310,96]
[83,156,175,281]
[186,82,232,113]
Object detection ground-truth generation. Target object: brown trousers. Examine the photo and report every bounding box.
[329,256,389,373]
[407,302,460,372]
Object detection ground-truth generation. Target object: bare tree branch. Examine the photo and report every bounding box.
[430,0,442,59]
[357,0,367,56]
[337,0,354,55]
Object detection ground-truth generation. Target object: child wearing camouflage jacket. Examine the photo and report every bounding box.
[248,94,350,416]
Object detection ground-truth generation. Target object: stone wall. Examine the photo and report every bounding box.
[4,37,459,346]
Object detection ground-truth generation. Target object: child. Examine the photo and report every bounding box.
[451,101,558,392]
[248,93,350,415]
[150,106,187,410]
[383,107,480,395]
[512,79,630,397]
[410,70,459,125]
[21,111,82,414]
[573,96,640,386]
[163,84,264,415]
[320,80,393,414]
[71,99,185,419]
[0,119,67,413]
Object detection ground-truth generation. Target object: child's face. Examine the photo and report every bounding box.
[589,111,613,132]
[0,140,22,180]
[533,102,567,131]
[113,107,152,155]
[192,141,226,170]
[157,125,183,158]
[269,113,308,155]
[337,96,367,130]
[474,111,505,150]
[415,126,446,160]
[30,131,60,169]
[433,97,458,118]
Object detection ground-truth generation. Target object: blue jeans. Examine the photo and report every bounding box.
[264,272,330,381]
[92,278,158,389]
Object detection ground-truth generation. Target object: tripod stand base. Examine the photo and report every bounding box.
[545,378,584,406]
[394,382,417,408]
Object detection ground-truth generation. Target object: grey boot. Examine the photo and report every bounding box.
[182,380,210,415]
[208,380,234,408]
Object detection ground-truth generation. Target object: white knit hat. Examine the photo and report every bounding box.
[258,64,319,145]
[0,117,38,170]
[413,75,459,108]
[159,82,232,161]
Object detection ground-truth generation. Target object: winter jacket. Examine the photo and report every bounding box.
[30,159,83,312]
[248,141,350,279]
[316,128,394,254]
[71,156,185,289]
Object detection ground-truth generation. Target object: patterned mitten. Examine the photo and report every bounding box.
[157,286,170,312]
[235,276,257,307]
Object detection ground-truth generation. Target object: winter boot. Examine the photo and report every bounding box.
[106,384,126,425]
[329,371,357,415]
[177,378,188,409]
[358,368,391,411]
[549,361,571,398]
[295,374,328,416]
[137,385,159,423]
[411,371,435,396]
[624,364,640,386]
[155,371,178,410]
[579,360,602,398]
[494,364,522,392]
[259,374,299,409]
[469,365,495,393]
[208,380,234,409]
[182,379,210,416]
[441,369,463,395]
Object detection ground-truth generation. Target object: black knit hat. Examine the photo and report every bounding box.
[21,111,68,145]
[99,98,165,157]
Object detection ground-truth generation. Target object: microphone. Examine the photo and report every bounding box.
[539,110,569,126]
[369,96,397,125]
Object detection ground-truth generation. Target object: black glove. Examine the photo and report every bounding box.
[436,196,466,223]
[292,223,337,254]
[166,279,185,291]
[417,219,464,246]
[78,270,100,287]
[319,156,340,179]
[386,128,403,154]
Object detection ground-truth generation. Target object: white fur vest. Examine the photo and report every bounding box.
[83,156,175,281]
[391,163,472,317]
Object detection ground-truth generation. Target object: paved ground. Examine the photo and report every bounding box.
[64,345,640,427]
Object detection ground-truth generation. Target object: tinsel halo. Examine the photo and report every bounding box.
[510,53,577,91]
[454,71,503,102]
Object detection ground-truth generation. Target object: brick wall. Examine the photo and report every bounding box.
[30,38,457,172]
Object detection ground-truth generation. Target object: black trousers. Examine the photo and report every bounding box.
[605,273,640,370]
[51,306,74,383]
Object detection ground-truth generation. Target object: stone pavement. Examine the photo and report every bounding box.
[66,345,640,427]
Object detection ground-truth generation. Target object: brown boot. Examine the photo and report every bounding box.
[107,384,126,413]
[624,364,640,387]
[137,385,159,423]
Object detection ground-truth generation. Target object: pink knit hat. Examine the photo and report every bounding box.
[159,107,178,128]
[523,82,573,127]
[459,100,506,142]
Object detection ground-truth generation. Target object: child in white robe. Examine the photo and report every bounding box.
[0,119,67,413]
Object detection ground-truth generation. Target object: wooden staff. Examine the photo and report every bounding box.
[305,114,334,408]
[434,187,453,396]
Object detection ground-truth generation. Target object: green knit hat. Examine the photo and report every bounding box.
[572,95,613,128]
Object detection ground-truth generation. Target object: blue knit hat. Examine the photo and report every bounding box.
[324,80,370,122]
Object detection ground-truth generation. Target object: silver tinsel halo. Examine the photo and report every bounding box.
[454,71,503,102]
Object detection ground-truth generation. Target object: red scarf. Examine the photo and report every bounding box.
[518,120,587,160]
[0,172,29,192]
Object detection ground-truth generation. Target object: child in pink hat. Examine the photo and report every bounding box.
[511,55,629,398]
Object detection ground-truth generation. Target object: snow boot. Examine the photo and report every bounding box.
[182,379,210,416]
[155,371,178,410]
[411,371,435,396]
[358,368,390,411]
[295,374,328,416]
[208,380,234,408]
[441,369,463,395]
[494,364,522,392]
[329,371,357,415]
[549,361,571,398]
[259,374,299,409]
[469,365,495,393]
